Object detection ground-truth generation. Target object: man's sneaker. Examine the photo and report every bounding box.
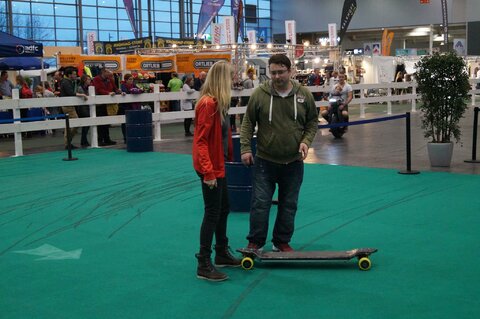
[272,243,294,252]
[247,242,263,252]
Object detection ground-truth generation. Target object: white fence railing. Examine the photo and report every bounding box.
[1,80,479,156]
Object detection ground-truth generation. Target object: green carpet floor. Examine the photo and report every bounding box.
[1,149,479,319]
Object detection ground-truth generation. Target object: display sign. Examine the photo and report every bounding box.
[87,32,97,55]
[224,16,235,44]
[126,55,175,72]
[345,48,364,55]
[420,0,429,4]
[59,54,122,72]
[285,20,296,45]
[94,37,154,55]
[176,53,231,76]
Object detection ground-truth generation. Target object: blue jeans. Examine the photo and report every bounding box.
[247,157,304,247]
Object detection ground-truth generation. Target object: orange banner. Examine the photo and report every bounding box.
[176,52,231,76]
[59,54,122,72]
[126,55,175,72]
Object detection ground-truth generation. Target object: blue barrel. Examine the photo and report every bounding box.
[126,109,153,152]
[232,134,256,162]
[225,162,253,213]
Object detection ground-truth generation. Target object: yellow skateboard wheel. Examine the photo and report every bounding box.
[241,257,254,270]
[358,257,371,271]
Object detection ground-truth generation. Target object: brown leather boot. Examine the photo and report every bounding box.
[214,246,241,268]
[196,253,228,281]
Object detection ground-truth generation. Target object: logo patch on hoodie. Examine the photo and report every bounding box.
[297,95,305,103]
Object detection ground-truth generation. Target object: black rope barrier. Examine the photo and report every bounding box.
[318,113,419,175]
[464,106,480,164]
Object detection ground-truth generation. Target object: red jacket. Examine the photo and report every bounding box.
[93,75,118,95]
[192,96,233,181]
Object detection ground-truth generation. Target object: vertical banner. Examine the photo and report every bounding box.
[231,0,244,42]
[87,32,97,55]
[381,29,388,55]
[123,0,138,38]
[224,16,235,44]
[247,30,256,44]
[338,0,357,45]
[453,39,466,56]
[441,0,448,45]
[211,23,222,45]
[328,23,337,47]
[285,20,296,45]
[372,42,381,56]
[197,0,226,40]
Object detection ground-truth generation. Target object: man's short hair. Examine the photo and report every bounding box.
[1,70,7,77]
[268,54,291,70]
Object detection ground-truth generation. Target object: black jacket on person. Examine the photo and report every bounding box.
[59,78,78,97]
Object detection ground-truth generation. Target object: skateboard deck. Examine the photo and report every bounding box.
[236,248,377,271]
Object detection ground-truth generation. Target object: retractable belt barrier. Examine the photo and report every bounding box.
[318,113,419,175]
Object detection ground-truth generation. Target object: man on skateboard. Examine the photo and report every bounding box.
[240,54,318,252]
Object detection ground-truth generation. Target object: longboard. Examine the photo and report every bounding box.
[236,248,378,271]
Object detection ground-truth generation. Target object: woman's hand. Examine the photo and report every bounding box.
[204,178,217,189]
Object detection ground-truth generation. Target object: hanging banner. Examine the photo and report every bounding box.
[328,23,337,47]
[176,53,231,76]
[231,0,244,41]
[247,30,256,44]
[381,29,388,56]
[385,32,394,56]
[59,54,122,72]
[211,23,222,45]
[285,20,296,45]
[126,55,175,72]
[196,0,226,40]
[338,0,357,45]
[453,39,466,56]
[441,0,448,45]
[123,0,138,38]
[87,32,97,55]
[224,16,236,44]
[372,42,381,56]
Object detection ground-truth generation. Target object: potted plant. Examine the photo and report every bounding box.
[415,51,471,167]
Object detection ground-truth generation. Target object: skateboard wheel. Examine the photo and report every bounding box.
[241,257,254,270]
[358,257,371,271]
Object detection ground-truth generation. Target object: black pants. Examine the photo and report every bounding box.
[96,104,111,142]
[76,106,90,145]
[198,175,230,256]
[184,118,192,134]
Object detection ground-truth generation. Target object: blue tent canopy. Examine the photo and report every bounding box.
[0,57,50,70]
[0,31,43,58]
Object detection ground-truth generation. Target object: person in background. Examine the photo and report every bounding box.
[307,67,324,102]
[53,70,63,96]
[321,72,353,124]
[60,67,84,149]
[180,75,195,137]
[167,72,183,112]
[194,71,207,91]
[119,73,143,143]
[0,71,14,99]
[93,68,122,146]
[16,75,33,129]
[192,60,241,282]
[76,75,92,147]
[240,54,318,252]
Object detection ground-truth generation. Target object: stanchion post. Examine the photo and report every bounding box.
[399,112,419,175]
[465,106,480,163]
[63,113,78,161]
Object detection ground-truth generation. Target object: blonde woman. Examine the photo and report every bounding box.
[192,61,241,281]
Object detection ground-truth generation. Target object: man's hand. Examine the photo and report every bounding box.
[109,92,115,96]
[241,152,254,166]
[299,143,309,160]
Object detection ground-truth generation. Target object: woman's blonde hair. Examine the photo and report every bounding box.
[199,60,232,119]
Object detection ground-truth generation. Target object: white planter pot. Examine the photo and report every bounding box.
[427,142,454,167]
